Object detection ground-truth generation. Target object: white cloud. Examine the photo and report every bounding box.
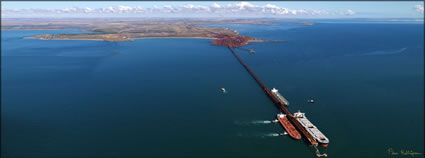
[1,2,356,17]
[235,2,255,9]
[345,9,355,16]
[414,5,424,13]
[210,3,221,9]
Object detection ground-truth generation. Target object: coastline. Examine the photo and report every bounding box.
[25,36,218,41]
[2,28,67,31]
[133,37,217,40]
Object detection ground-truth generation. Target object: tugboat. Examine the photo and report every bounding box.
[279,131,288,136]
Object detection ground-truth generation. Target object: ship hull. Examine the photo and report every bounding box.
[271,91,289,106]
[294,112,329,145]
[277,114,302,140]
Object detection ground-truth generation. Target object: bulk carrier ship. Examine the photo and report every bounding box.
[276,113,302,140]
[271,88,290,106]
[294,111,329,147]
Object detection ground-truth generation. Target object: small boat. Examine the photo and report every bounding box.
[113,51,119,55]
[280,132,288,136]
[308,99,315,103]
[316,153,328,157]
[221,88,227,93]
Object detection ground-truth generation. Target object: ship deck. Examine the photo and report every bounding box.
[296,116,329,144]
[277,114,302,140]
[272,91,289,106]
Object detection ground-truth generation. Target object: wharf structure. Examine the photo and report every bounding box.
[227,46,328,157]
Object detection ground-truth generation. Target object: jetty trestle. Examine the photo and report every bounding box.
[227,46,324,156]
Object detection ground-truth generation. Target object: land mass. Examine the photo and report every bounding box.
[2,18,312,47]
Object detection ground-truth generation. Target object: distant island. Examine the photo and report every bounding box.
[3,18,313,47]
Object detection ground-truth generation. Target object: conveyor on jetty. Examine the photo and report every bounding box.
[227,47,326,157]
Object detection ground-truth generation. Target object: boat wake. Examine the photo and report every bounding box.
[346,47,407,56]
[263,133,280,137]
[233,120,273,125]
[236,133,281,138]
[251,120,272,124]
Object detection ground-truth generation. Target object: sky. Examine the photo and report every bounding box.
[1,1,424,18]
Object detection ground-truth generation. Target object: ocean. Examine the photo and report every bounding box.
[2,20,424,158]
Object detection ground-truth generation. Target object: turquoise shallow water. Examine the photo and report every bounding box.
[2,21,424,158]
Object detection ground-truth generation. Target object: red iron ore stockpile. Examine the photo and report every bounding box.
[211,35,259,47]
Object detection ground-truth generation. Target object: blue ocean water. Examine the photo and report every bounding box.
[2,20,424,158]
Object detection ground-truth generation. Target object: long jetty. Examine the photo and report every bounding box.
[227,46,319,146]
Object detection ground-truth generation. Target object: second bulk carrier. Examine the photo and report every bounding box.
[294,111,329,147]
[271,88,290,106]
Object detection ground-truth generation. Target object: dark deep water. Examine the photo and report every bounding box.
[2,21,424,158]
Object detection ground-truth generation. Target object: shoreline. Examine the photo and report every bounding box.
[133,37,217,40]
[25,36,218,41]
[26,35,274,46]
[2,28,66,31]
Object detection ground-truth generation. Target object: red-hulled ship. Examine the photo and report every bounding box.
[277,113,302,140]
